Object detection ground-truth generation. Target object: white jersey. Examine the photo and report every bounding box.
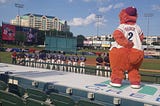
[111,24,143,51]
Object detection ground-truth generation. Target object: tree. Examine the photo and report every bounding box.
[15,31,26,45]
[77,35,85,47]
[37,30,45,45]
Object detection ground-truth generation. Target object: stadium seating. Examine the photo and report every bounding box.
[50,92,75,106]
[26,98,54,106]
[77,99,105,106]
[26,88,48,101]
[0,80,8,90]
[8,83,25,97]
[0,90,25,106]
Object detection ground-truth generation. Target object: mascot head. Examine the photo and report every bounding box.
[119,6,137,24]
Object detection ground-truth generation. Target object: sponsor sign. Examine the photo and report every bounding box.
[2,23,16,40]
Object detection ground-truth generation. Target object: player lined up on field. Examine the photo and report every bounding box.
[12,51,87,73]
[11,50,110,75]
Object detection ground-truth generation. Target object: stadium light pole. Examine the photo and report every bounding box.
[95,15,102,37]
[144,13,153,56]
[95,15,102,49]
[15,3,24,26]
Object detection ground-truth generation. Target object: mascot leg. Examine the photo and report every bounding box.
[128,49,144,89]
[128,68,141,89]
[109,48,129,87]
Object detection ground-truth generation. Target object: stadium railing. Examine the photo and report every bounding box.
[20,60,160,84]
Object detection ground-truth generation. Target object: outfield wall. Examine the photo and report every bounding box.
[45,36,77,53]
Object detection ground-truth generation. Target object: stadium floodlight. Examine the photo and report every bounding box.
[144,13,153,38]
[15,3,24,26]
[95,15,102,36]
[144,13,153,56]
[15,3,24,16]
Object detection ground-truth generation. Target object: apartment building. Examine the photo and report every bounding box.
[10,13,70,32]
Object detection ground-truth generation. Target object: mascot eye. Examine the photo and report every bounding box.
[128,32,133,41]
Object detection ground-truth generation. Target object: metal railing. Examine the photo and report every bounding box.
[17,60,160,84]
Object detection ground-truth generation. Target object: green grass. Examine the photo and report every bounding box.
[0,52,12,64]
[0,51,160,70]
[1,44,160,70]
[140,59,160,70]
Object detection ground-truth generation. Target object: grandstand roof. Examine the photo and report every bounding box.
[23,13,55,19]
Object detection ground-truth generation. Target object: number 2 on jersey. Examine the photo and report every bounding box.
[128,32,133,41]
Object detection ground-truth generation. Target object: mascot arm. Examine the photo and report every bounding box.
[139,33,144,42]
[113,30,133,48]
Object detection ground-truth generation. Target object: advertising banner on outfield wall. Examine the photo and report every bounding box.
[101,41,111,47]
[92,41,101,46]
[83,40,92,46]
[92,40,101,44]
[2,23,16,41]
[2,22,37,43]
[16,26,38,43]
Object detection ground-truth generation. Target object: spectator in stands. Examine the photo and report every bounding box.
[96,54,103,76]
[11,50,17,64]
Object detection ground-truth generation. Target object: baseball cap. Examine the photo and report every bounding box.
[125,6,137,16]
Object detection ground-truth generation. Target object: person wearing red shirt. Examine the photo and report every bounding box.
[11,50,17,64]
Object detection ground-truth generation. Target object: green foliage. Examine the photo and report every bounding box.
[45,30,73,37]
[15,31,26,42]
[77,35,85,47]
[37,30,45,45]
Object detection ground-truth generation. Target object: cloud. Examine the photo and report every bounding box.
[0,0,15,4]
[113,2,124,9]
[83,0,91,2]
[98,3,124,13]
[68,13,106,27]
[152,4,160,11]
[0,0,8,3]
[0,0,17,5]
[68,13,96,26]
[68,0,73,3]
[98,5,112,13]
[83,0,110,3]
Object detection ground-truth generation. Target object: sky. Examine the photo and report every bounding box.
[0,0,160,36]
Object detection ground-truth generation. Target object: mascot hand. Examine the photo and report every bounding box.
[126,41,134,48]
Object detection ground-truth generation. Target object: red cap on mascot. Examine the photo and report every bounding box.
[119,6,137,24]
[125,6,137,16]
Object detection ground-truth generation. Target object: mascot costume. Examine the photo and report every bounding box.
[109,6,144,89]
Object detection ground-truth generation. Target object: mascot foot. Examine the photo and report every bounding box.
[110,82,121,87]
[110,78,122,87]
[131,82,141,89]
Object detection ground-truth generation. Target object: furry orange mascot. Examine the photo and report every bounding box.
[109,6,144,89]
